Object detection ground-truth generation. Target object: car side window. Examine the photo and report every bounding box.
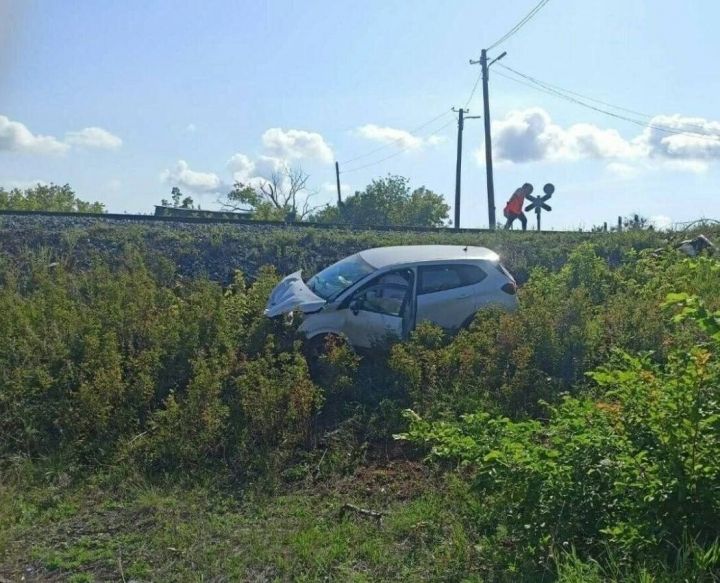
[348,269,412,317]
[418,264,487,295]
[354,283,408,316]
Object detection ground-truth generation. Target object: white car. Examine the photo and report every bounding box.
[264,245,518,349]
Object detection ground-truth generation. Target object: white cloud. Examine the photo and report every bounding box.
[226,153,256,182]
[160,160,223,193]
[426,135,448,146]
[484,108,720,173]
[0,115,124,155]
[65,127,122,150]
[635,114,720,160]
[490,108,639,163]
[650,215,673,231]
[246,156,293,190]
[356,124,423,150]
[566,123,637,159]
[355,124,448,151]
[0,114,68,155]
[224,155,288,190]
[261,128,333,164]
[253,155,287,179]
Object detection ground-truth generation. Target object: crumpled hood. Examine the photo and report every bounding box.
[264,270,326,318]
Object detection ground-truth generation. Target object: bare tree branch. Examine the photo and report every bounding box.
[216,196,252,212]
[217,165,315,220]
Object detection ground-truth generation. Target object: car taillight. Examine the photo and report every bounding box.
[501,282,517,295]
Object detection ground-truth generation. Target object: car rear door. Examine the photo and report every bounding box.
[415,263,488,330]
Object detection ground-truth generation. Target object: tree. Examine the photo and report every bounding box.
[219,166,316,221]
[160,187,195,209]
[311,175,449,227]
[0,183,105,213]
[622,214,653,231]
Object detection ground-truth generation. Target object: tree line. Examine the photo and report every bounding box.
[218,167,450,227]
[0,183,105,213]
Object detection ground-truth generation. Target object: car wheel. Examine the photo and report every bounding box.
[304,333,350,378]
[304,333,349,359]
[304,334,329,361]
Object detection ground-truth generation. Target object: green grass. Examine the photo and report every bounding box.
[0,462,490,582]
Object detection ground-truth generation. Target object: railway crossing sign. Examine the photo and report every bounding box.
[524,183,554,231]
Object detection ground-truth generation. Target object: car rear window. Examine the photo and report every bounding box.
[418,264,487,294]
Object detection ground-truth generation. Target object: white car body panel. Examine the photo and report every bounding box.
[416,284,479,330]
[264,270,326,318]
[265,245,519,348]
[340,308,403,349]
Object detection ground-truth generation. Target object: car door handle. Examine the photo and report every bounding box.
[457,293,471,299]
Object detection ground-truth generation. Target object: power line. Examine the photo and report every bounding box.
[464,69,483,108]
[494,66,720,142]
[341,119,455,174]
[499,64,651,119]
[340,109,452,165]
[487,0,551,51]
[498,63,720,137]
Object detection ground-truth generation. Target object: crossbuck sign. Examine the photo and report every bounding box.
[524,183,554,231]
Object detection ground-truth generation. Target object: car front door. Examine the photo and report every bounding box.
[415,263,488,330]
[340,270,412,349]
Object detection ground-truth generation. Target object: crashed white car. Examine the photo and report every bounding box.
[264,245,518,349]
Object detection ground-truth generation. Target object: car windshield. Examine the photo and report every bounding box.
[307,254,375,300]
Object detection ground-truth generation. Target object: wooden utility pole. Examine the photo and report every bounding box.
[481,50,495,229]
[452,108,480,229]
[335,161,342,205]
[470,50,506,229]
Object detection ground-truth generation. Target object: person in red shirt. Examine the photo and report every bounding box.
[503,183,533,230]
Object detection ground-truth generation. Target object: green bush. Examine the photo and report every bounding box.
[389,245,718,421]
[0,252,323,480]
[2,225,719,579]
[399,293,720,577]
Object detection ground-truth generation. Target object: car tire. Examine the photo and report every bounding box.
[304,334,329,361]
[304,332,349,360]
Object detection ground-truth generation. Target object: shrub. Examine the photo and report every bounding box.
[0,251,326,481]
[399,293,720,577]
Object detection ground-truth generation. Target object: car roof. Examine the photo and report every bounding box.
[357,245,500,269]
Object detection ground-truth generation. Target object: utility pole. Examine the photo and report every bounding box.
[334,161,342,205]
[452,108,480,229]
[470,49,506,229]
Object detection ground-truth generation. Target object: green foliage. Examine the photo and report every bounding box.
[2,221,720,580]
[399,294,720,578]
[0,183,105,212]
[312,175,450,227]
[388,244,720,421]
[0,253,322,479]
[223,181,275,217]
[220,166,312,221]
[0,213,675,287]
[160,186,195,209]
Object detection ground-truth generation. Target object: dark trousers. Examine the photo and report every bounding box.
[504,212,527,231]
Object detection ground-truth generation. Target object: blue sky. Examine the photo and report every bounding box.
[1,0,719,229]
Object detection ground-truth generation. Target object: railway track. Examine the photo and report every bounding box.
[0,209,577,234]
